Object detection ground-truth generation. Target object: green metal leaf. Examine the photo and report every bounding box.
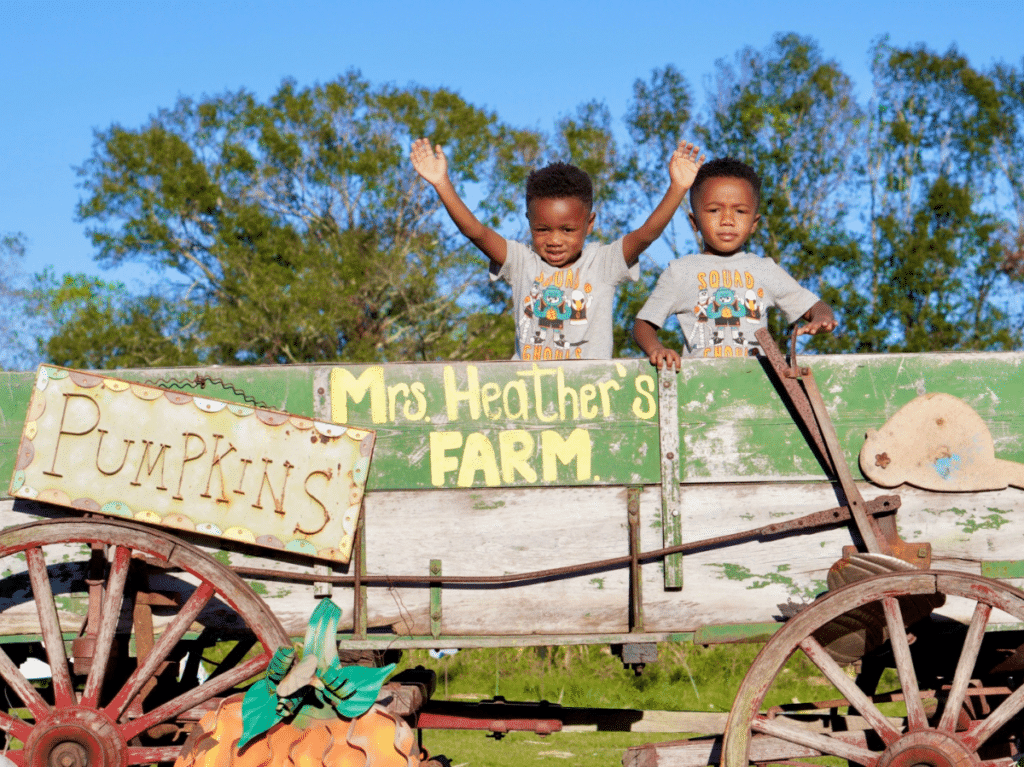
[238,678,285,749]
[318,661,396,718]
[302,598,341,673]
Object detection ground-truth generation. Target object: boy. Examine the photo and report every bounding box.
[411,137,704,360]
[632,157,837,367]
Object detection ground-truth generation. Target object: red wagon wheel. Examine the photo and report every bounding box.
[0,517,291,767]
[723,570,1024,767]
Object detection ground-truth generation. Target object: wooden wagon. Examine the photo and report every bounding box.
[2,330,1024,767]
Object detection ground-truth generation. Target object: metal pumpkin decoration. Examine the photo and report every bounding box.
[175,599,419,767]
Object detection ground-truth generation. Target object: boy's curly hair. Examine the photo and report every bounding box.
[690,157,762,210]
[526,162,593,210]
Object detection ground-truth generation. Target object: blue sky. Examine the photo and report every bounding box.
[3,0,1023,290]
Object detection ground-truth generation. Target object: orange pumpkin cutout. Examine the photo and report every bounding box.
[176,695,419,767]
[174,599,420,767]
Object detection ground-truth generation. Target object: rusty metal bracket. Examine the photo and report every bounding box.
[755,327,898,558]
[657,365,682,590]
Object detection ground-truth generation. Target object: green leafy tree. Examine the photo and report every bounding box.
[28,271,200,368]
[858,41,1021,352]
[71,71,515,367]
[0,232,40,370]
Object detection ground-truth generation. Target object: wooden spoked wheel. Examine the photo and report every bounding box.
[0,518,291,767]
[723,570,1024,767]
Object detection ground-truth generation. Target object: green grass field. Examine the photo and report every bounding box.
[395,642,877,766]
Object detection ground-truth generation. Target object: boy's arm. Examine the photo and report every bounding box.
[796,300,838,335]
[633,318,682,370]
[621,141,704,266]
[411,138,507,266]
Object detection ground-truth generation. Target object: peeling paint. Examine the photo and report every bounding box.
[710,562,821,600]
[958,511,1011,534]
[589,578,605,590]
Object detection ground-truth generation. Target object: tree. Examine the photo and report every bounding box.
[72,71,516,366]
[28,271,200,369]
[856,40,1021,352]
[0,232,39,370]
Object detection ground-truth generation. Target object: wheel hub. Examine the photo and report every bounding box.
[876,730,979,767]
[25,709,126,767]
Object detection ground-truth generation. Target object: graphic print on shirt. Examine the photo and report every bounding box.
[519,268,592,360]
[693,269,765,358]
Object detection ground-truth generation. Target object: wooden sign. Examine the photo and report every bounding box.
[10,366,373,562]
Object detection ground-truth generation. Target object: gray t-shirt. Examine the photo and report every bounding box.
[636,252,820,358]
[491,238,638,360]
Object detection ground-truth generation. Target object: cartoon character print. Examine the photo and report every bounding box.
[520,279,543,341]
[741,289,764,350]
[569,289,592,325]
[532,283,572,348]
[706,286,747,346]
[692,289,711,349]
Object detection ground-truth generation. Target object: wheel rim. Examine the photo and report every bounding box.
[0,518,291,767]
[723,570,1024,767]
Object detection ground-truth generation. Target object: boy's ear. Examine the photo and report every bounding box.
[586,210,596,234]
[751,213,761,232]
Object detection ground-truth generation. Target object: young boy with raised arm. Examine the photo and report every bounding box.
[632,157,837,368]
[411,137,704,360]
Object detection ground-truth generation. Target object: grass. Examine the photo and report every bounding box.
[394,642,854,766]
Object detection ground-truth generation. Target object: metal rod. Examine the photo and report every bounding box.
[231,495,900,588]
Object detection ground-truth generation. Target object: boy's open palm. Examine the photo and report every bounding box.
[411,138,448,186]
[669,141,705,189]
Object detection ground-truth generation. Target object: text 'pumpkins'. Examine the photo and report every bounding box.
[175,599,420,767]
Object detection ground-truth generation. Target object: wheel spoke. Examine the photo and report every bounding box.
[799,635,902,745]
[104,580,217,722]
[81,544,132,708]
[0,694,37,743]
[938,600,990,733]
[26,547,76,707]
[962,679,1024,752]
[119,649,274,742]
[0,642,49,721]
[882,596,927,731]
[753,714,879,765]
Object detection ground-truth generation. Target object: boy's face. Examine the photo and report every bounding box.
[527,196,595,268]
[689,177,760,256]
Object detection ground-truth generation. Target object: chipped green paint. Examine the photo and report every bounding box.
[590,578,605,590]
[693,622,780,644]
[248,581,269,596]
[981,560,1024,578]
[53,595,88,616]
[471,495,506,510]
[957,510,1011,534]
[214,550,232,568]
[711,563,821,600]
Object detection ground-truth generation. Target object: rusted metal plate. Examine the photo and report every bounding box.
[9,366,373,562]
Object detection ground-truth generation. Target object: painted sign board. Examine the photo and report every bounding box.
[10,366,374,562]
[329,360,664,490]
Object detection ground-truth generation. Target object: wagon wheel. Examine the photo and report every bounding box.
[723,570,1024,767]
[0,517,291,767]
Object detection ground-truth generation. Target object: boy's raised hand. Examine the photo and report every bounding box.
[410,138,449,187]
[668,140,705,190]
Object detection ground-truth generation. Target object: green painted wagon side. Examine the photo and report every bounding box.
[2,352,1023,644]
